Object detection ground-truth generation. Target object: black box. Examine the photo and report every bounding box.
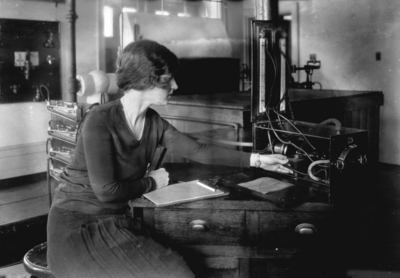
[253,120,369,203]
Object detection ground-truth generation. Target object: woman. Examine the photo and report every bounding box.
[47,40,291,278]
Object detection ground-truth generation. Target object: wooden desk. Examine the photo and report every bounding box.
[131,163,373,278]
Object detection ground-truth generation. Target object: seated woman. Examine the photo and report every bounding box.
[47,39,291,278]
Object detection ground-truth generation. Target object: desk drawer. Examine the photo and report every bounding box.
[253,210,350,248]
[154,209,246,245]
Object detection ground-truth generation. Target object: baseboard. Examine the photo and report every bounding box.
[0,142,47,180]
[0,172,47,189]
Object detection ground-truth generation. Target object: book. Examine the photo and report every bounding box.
[142,180,229,207]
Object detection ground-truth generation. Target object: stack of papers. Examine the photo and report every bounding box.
[143,180,228,207]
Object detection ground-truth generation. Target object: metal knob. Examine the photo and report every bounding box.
[189,220,208,231]
[295,223,317,235]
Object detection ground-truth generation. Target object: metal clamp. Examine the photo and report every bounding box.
[336,144,357,171]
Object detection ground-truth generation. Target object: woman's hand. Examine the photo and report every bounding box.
[147,168,169,189]
[252,153,293,174]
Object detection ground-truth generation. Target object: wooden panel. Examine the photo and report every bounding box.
[245,210,259,246]
[352,109,361,128]
[142,207,155,231]
[239,258,250,278]
[366,107,381,165]
[257,211,335,248]
[131,197,336,212]
[203,257,239,269]
[154,209,246,245]
[359,108,368,130]
[178,245,302,278]
[178,245,301,260]
[340,95,384,111]
[342,111,352,129]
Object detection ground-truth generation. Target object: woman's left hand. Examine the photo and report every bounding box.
[256,154,293,174]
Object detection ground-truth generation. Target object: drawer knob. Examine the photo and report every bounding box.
[190,220,208,231]
[295,223,317,235]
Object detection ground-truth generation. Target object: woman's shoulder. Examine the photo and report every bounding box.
[95,99,119,112]
[86,100,119,118]
[83,100,121,127]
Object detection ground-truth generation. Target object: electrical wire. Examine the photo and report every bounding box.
[320,118,341,130]
[40,84,50,101]
[308,160,330,184]
[267,130,274,154]
[265,110,315,162]
[313,168,328,180]
[281,164,309,176]
[274,110,316,151]
[314,82,323,90]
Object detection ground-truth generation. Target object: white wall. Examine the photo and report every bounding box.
[296,0,399,165]
[0,0,100,179]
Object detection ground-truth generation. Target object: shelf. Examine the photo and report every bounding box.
[47,100,82,122]
[49,149,73,165]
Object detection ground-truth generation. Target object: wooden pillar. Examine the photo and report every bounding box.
[65,0,78,102]
[254,0,279,20]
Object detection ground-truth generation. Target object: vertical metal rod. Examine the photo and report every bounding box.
[279,37,286,112]
[66,0,78,102]
[259,36,266,113]
[254,0,279,21]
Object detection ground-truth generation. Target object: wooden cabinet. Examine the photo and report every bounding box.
[131,197,366,278]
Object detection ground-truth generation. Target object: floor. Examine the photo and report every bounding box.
[0,179,49,226]
[0,165,399,277]
[0,178,49,278]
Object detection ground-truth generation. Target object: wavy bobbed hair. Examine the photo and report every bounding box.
[116,40,179,91]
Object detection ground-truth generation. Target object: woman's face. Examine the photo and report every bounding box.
[146,77,178,106]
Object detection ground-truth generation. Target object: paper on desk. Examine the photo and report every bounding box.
[143,180,228,207]
[238,177,294,194]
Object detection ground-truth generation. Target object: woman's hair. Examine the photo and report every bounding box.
[115,40,179,91]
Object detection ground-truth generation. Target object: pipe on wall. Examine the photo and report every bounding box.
[254,0,279,20]
[65,0,78,102]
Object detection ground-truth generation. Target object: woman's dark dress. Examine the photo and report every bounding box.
[47,99,251,278]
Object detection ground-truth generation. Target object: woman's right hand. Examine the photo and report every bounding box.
[147,168,169,189]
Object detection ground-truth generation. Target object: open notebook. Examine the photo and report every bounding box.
[143,180,228,207]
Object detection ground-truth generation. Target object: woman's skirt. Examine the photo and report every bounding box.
[47,206,194,278]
